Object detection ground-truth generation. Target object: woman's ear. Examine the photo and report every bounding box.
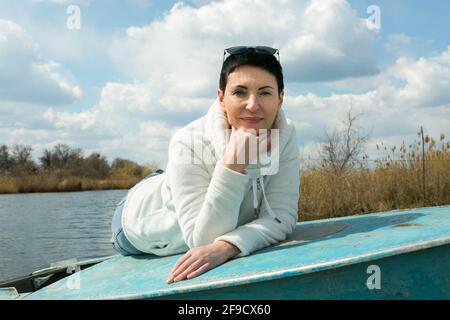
[278,90,284,111]
[217,89,225,110]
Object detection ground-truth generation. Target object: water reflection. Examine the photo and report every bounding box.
[0,189,128,282]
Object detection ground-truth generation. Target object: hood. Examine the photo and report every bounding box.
[205,97,291,223]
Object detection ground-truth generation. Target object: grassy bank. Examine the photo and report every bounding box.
[0,174,142,194]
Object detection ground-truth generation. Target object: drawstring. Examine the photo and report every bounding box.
[252,179,258,218]
[252,177,282,224]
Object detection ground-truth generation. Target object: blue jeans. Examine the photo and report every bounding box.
[110,170,165,256]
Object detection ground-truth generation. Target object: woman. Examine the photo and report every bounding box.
[110,46,300,284]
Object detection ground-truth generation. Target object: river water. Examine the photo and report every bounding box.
[0,189,128,283]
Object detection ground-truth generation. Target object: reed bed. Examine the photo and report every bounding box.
[299,134,450,220]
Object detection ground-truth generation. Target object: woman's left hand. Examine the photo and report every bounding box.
[166,241,240,284]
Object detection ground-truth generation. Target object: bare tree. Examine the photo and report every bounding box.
[0,144,12,174]
[39,144,84,172]
[319,107,371,175]
[39,149,53,170]
[52,143,72,169]
[11,144,33,164]
[9,144,38,175]
[82,152,111,179]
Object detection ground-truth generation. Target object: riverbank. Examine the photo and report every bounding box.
[0,175,141,194]
[2,158,449,221]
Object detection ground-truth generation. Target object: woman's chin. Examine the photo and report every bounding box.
[238,125,261,134]
[243,127,274,137]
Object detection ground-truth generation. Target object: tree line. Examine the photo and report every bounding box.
[0,143,154,179]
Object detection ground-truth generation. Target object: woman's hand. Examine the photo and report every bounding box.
[223,127,271,173]
[166,240,240,284]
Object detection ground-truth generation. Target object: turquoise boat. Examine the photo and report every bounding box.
[1,205,449,300]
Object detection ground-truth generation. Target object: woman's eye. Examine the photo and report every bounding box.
[232,91,270,97]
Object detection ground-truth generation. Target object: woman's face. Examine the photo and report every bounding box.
[218,65,284,135]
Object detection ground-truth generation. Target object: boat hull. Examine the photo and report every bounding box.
[19,205,450,300]
[157,243,449,300]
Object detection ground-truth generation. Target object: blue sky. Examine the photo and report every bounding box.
[1,0,449,167]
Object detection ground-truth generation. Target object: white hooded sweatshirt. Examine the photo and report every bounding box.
[122,97,300,257]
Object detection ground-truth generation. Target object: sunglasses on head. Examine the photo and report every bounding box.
[223,46,280,63]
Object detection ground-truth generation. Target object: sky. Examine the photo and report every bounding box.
[1,0,449,168]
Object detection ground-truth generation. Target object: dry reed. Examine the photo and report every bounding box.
[299,134,450,220]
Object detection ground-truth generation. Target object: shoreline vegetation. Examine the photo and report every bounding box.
[0,175,144,194]
[1,133,449,220]
[300,133,450,220]
[0,143,158,194]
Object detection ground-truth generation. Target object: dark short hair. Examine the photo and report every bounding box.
[219,50,284,95]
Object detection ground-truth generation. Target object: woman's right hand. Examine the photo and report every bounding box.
[222,127,271,174]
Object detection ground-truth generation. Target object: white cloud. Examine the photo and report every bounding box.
[384,33,413,55]
[39,81,213,165]
[42,107,97,131]
[2,0,449,169]
[51,0,379,166]
[50,39,450,166]
[387,46,450,108]
[111,0,379,96]
[67,0,380,165]
[281,0,379,82]
[0,20,82,105]
[283,47,450,163]
[39,111,179,166]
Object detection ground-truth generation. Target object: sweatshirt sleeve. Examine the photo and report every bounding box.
[214,124,300,257]
[166,131,250,248]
